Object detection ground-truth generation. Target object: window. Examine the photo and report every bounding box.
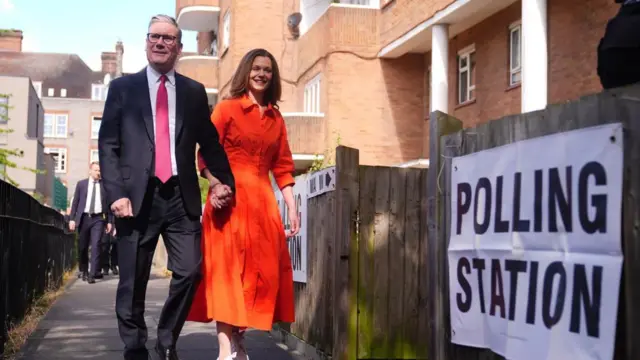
[45,147,67,173]
[32,81,42,98]
[458,45,476,104]
[91,116,102,139]
[304,74,321,113]
[60,88,67,98]
[47,88,54,97]
[222,11,231,49]
[509,21,522,86]
[0,95,8,124]
[90,149,100,163]
[92,84,108,101]
[44,113,68,138]
[340,0,374,5]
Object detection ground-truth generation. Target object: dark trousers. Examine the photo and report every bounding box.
[78,214,106,276]
[115,177,202,359]
[101,232,118,270]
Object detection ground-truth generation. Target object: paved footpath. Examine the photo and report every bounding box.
[16,272,298,360]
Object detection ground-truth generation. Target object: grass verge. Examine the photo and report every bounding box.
[2,269,75,360]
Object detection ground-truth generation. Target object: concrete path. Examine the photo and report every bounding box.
[16,272,298,360]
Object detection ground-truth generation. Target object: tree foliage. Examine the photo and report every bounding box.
[308,130,341,173]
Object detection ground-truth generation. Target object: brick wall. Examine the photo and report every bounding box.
[434,0,619,128]
[447,2,522,128]
[0,30,22,52]
[547,0,617,104]
[175,57,219,89]
[379,0,456,49]
[189,0,622,165]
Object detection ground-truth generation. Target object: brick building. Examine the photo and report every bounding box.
[177,0,618,167]
[0,30,128,198]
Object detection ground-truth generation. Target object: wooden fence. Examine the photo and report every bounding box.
[281,147,430,360]
[276,84,640,360]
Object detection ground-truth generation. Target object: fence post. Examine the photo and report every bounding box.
[426,111,463,360]
[332,146,359,360]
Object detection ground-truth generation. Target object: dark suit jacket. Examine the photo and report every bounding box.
[601,1,640,50]
[98,68,235,218]
[70,178,114,228]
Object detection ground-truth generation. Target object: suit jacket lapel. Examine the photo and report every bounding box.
[175,74,186,142]
[137,69,155,144]
[78,179,87,217]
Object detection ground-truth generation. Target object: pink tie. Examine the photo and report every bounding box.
[155,75,171,183]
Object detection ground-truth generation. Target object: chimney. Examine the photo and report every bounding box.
[115,41,124,78]
[0,29,23,52]
[101,51,117,74]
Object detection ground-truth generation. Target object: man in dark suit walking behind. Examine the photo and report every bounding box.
[99,14,235,360]
[69,161,113,284]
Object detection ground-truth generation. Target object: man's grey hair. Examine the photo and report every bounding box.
[149,14,182,43]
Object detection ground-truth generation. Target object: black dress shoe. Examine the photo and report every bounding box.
[111,266,119,275]
[81,272,88,282]
[155,343,180,360]
[94,273,104,279]
[102,267,110,276]
[87,275,95,284]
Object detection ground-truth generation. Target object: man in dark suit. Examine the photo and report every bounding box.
[69,161,113,284]
[98,14,235,360]
[101,224,118,276]
[598,0,640,89]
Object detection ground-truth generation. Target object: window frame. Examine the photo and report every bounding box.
[457,44,476,104]
[44,113,69,138]
[0,95,8,124]
[222,10,231,50]
[303,74,322,114]
[45,147,68,173]
[91,115,102,140]
[90,149,100,163]
[509,21,522,87]
[32,81,42,98]
[91,84,108,101]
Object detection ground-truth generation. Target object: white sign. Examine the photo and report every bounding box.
[307,166,336,199]
[274,174,308,283]
[448,123,623,360]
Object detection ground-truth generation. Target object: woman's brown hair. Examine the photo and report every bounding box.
[226,48,282,108]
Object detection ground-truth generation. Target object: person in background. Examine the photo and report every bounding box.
[69,162,113,284]
[187,48,300,360]
[101,223,119,276]
[597,0,640,89]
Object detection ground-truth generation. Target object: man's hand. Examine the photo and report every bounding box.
[209,183,233,209]
[69,220,76,232]
[106,223,113,234]
[111,198,133,218]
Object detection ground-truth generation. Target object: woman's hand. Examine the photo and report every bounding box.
[286,207,300,237]
[210,184,233,209]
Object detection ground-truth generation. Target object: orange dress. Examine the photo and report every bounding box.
[186,94,296,331]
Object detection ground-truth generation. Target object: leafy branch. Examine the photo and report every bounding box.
[308,130,341,173]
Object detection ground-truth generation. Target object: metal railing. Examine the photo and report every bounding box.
[0,180,76,357]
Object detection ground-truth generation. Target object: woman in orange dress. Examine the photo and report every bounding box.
[187,48,300,360]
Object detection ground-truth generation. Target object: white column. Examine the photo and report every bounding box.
[431,24,449,113]
[521,0,548,113]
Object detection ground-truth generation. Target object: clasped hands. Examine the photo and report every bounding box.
[210,182,233,209]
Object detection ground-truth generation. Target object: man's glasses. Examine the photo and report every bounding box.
[147,33,178,45]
